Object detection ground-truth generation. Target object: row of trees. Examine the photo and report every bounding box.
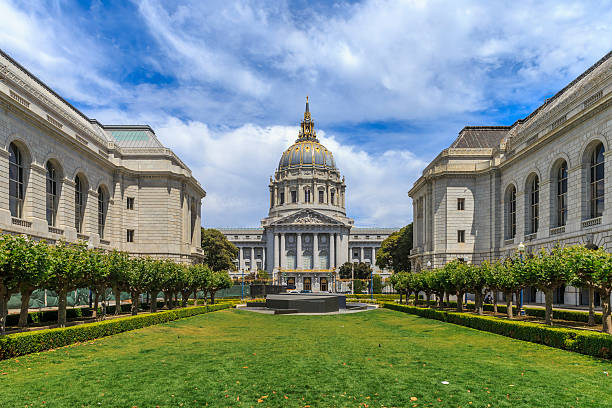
[0,235,232,333]
[389,245,612,334]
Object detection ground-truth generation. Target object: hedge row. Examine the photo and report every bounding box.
[348,294,400,300]
[413,300,604,324]
[0,303,232,360]
[383,302,612,359]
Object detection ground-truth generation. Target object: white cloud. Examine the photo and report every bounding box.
[154,118,425,227]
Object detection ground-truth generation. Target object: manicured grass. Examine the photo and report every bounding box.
[0,309,610,407]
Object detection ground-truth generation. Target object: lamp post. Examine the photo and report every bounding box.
[518,242,526,316]
[370,268,373,300]
[427,260,432,269]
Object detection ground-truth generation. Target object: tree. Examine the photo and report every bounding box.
[189,264,212,306]
[201,228,238,272]
[338,262,371,279]
[126,257,149,315]
[107,250,130,315]
[160,259,181,309]
[495,260,523,319]
[464,263,488,315]
[13,238,50,328]
[372,274,383,294]
[47,242,88,327]
[83,248,108,320]
[445,260,470,312]
[376,223,412,272]
[523,247,576,326]
[208,271,232,304]
[353,279,366,294]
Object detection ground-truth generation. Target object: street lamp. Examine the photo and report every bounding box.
[518,242,526,316]
[427,260,432,269]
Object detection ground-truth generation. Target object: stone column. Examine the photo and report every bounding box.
[360,246,364,263]
[238,246,243,271]
[280,233,285,269]
[313,232,319,270]
[251,247,256,272]
[330,233,335,270]
[274,233,280,269]
[262,247,266,272]
[372,247,377,270]
[296,232,302,270]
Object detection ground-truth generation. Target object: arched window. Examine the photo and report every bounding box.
[8,143,24,218]
[97,186,107,238]
[46,162,59,226]
[304,189,311,203]
[505,185,516,239]
[590,143,605,218]
[556,161,568,226]
[75,175,84,233]
[528,176,539,234]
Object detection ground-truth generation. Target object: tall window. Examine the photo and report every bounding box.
[305,189,311,203]
[97,187,106,238]
[319,190,324,203]
[280,192,285,204]
[75,175,84,233]
[529,176,539,234]
[590,143,605,218]
[457,230,465,243]
[8,143,24,218]
[46,162,58,226]
[457,198,465,211]
[557,161,568,226]
[506,186,516,239]
[291,190,297,203]
[330,191,335,205]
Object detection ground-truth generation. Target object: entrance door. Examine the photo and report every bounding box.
[320,277,328,292]
[303,277,312,291]
[287,277,295,289]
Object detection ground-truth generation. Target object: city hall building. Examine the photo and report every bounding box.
[221,99,397,291]
[0,49,205,262]
[409,51,612,306]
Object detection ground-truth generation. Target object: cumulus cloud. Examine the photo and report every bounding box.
[154,118,425,227]
[1,0,611,227]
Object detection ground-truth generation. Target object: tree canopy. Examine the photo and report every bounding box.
[201,228,239,272]
[375,223,412,272]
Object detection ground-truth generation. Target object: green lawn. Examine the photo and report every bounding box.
[1,308,611,407]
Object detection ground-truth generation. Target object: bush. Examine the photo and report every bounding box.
[349,294,399,301]
[0,304,231,360]
[383,302,612,359]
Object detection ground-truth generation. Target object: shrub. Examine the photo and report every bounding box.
[0,304,231,360]
[382,302,612,359]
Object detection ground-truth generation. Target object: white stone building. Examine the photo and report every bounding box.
[409,51,612,306]
[221,99,397,291]
[0,50,205,262]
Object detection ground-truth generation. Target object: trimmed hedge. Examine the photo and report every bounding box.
[347,294,400,301]
[412,300,604,324]
[0,303,232,360]
[383,302,612,359]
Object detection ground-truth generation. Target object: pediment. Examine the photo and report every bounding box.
[272,209,345,226]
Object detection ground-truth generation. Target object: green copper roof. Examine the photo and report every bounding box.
[110,130,164,148]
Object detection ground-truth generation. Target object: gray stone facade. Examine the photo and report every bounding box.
[221,99,397,291]
[0,50,205,262]
[409,51,612,306]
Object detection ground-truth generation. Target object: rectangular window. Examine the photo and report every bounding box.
[457,230,465,243]
[127,229,135,242]
[319,190,324,203]
[291,190,297,203]
[280,192,285,205]
[127,197,135,210]
[457,198,465,211]
[331,191,335,204]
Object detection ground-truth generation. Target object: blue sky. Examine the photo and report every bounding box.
[1,0,611,227]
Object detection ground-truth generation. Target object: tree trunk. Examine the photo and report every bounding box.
[398,291,402,304]
[150,292,157,313]
[426,293,431,307]
[588,287,596,326]
[18,288,33,328]
[114,288,121,315]
[505,292,513,319]
[444,292,450,308]
[181,290,190,308]
[58,289,67,328]
[210,290,216,304]
[543,287,554,326]
[437,294,443,309]
[0,288,8,334]
[600,290,611,335]
[93,291,100,319]
[456,291,464,312]
[514,290,522,317]
[493,292,498,315]
[131,292,139,315]
[193,290,198,306]
[475,292,483,315]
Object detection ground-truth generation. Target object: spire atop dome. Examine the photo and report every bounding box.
[298,96,317,141]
